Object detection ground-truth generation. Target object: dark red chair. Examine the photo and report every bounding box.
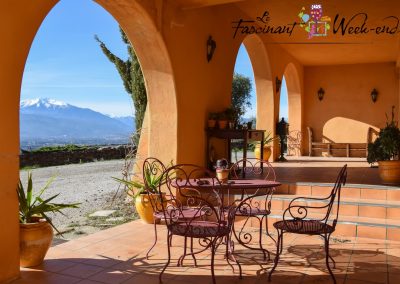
[268,164,347,284]
[158,164,242,284]
[142,158,201,260]
[229,158,276,260]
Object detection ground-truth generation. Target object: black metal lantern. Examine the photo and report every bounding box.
[371,88,378,103]
[276,118,289,162]
[317,88,325,101]
[206,35,216,62]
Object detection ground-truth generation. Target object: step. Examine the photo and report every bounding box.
[276,182,400,202]
[270,195,400,221]
[265,211,400,241]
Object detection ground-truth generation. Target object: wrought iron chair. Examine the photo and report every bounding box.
[229,158,276,260]
[268,164,347,284]
[159,164,241,284]
[143,158,203,260]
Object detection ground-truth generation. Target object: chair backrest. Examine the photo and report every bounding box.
[284,164,347,229]
[230,158,276,181]
[307,127,313,154]
[229,158,276,212]
[324,164,347,227]
[142,157,167,213]
[159,164,233,230]
[287,130,302,156]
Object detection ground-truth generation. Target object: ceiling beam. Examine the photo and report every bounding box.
[176,0,245,10]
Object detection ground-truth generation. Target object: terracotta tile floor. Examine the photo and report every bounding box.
[15,220,400,284]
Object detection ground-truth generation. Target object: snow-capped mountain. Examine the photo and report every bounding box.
[20,98,135,147]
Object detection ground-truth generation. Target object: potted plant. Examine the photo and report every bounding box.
[215,158,230,183]
[253,131,276,161]
[367,106,400,184]
[18,172,80,267]
[208,112,218,128]
[113,161,169,224]
[224,107,236,129]
[218,112,228,129]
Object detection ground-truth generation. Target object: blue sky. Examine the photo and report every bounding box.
[21,0,288,119]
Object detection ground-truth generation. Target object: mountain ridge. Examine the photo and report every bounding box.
[20,98,135,148]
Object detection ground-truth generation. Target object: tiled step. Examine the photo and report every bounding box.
[244,182,400,240]
[276,182,400,201]
[271,195,400,220]
[266,212,400,241]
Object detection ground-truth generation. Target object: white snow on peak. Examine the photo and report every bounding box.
[20,98,69,108]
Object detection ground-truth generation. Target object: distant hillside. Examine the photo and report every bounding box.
[20,98,135,148]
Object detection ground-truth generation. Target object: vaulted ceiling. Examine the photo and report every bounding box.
[171,0,400,66]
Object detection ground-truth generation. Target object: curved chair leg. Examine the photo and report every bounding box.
[324,233,337,284]
[178,236,188,267]
[159,232,172,284]
[146,220,158,260]
[268,229,283,282]
[265,216,276,245]
[225,235,243,279]
[210,238,217,284]
[259,216,268,260]
[190,237,197,267]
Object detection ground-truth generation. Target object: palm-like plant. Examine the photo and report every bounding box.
[113,162,169,198]
[17,172,80,234]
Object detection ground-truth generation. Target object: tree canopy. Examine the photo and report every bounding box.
[231,73,252,123]
[95,28,147,144]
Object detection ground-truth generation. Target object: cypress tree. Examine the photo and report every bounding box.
[95,28,147,143]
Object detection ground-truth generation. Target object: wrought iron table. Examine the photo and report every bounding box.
[175,178,281,260]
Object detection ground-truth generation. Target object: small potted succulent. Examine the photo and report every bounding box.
[18,172,80,267]
[215,158,230,183]
[367,106,400,184]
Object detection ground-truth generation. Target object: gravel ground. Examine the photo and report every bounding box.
[20,159,136,239]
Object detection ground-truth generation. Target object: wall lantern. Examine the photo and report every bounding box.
[275,77,282,93]
[206,35,216,62]
[317,87,325,101]
[371,88,378,103]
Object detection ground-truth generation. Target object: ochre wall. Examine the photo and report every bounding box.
[1,0,399,282]
[0,1,58,282]
[303,62,399,154]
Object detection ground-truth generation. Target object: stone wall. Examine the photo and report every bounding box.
[20,145,136,168]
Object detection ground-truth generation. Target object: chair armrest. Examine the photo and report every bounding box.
[283,196,331,223]
[288,195,331,208]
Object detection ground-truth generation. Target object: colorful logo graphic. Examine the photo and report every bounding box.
[298,4,331,38]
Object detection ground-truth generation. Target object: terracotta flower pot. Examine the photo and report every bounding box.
[254,144,272,161]
[218,120,228,129]
[216,168,229,183]
[20,221,53,267]
[207,119,216,128]
[378,160,400,185]
[135,193,166,224]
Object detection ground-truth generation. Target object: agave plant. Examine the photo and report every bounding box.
[113,161,170,198]
[17,172,80,233]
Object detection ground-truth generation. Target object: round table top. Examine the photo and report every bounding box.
[173,178,280,194]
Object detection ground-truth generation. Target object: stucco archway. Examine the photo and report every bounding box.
[241,35,275,160]
[0,1,177,281]
[283,62,302,155]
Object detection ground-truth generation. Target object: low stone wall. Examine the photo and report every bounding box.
[20,145,136,168]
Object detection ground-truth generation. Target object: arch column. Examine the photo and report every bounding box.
[283,63,303,156]
[0,1,177,282]
[242,35,276,161]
